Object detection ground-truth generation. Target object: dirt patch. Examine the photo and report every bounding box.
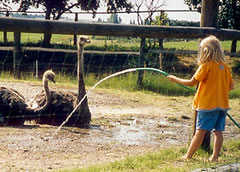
[0,81,239,171]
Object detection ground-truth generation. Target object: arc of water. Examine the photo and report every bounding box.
[50,67,239,139]
[51,68,137,138]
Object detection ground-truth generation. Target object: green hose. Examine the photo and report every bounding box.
[136,67,240,129]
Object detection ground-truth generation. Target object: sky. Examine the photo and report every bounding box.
[5,0,201,23]
[72,0,201,23]
[164,0,200,21]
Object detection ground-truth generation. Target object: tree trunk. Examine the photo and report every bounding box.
[42,9,52,48]
[3,11,9,43]
[230,0,238,56]
[13,32,21,79]
[200,0,219,27]
[159,39,164,70]
[231,40,237,55]
[137,37,146,87]
[73,13,78,46]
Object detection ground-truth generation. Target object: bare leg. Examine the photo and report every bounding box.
[209,131,223,162]
[183,129,207,160]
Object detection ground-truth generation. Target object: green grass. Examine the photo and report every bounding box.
[1,32,239,52]
[1,71,240,98]
[59,139,240,172]
[84,72,195,96]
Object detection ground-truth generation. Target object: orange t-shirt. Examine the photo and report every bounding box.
[193,61,233,111]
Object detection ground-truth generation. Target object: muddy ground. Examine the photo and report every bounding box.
[0,81,239,171]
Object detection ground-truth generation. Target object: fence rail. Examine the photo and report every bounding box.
[1,47,239,57]
[1,17,240,40]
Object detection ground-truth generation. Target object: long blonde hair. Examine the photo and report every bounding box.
[198,35,226,65]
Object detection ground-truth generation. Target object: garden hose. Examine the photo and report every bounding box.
[136,67,240,129]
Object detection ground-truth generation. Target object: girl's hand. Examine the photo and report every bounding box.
[167,75,177,82]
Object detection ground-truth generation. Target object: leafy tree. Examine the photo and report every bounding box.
[184,0,240,53]
[184,0,201,11]
[97,17,103,23]
[153,11,168,26]
[218,0,240,53]
[167,19,200,27]
[0,0,132,47]
[108,13,121,24]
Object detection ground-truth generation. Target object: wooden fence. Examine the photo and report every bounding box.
[0,16,240,78]
[1,17,240,39]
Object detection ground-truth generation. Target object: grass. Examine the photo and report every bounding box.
[59,139,240,172]
[1,71,240,98]
[1,32,240,52]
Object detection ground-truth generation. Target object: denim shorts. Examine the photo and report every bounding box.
[196,110,226,131]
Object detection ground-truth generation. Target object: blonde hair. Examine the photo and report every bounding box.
[198,35,226,65]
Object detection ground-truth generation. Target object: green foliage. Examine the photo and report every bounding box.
[219,0,240,30]
[108,14,122,24]
[0,0,132,19]
[142,73,194,96]
[184,0,240,30]
[153,12,169,26]
[1,33,239,53]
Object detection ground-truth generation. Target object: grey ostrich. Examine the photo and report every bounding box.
[27,70,56,111]
[33,36,91,127]
[29,70,79,126]
[0,70,56,126]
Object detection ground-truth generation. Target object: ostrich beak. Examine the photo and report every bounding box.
[51,79,56,83]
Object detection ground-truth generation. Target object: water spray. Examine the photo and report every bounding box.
[49,67,239,139]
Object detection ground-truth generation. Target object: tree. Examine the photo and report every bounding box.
[218,0,240,53]
[108,13,119,23]
[184,0,240,54]
[0,0,132,47]
[133,0,166,86]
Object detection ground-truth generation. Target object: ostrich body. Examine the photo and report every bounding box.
[0,87,28,126]
[27,70,79,126]
[32,73,90,127]
[0,71,56,126]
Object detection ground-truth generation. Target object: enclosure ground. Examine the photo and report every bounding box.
[0,81,239,171]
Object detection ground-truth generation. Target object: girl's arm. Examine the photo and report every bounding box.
[167,75,198,86]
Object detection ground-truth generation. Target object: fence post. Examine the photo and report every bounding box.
[3,11,9,43]
[73,13,78,45]
[159,39,164,70]
[137,37,145,87]
[13,32,21,79]
[194,0,220,151]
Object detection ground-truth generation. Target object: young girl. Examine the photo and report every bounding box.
[167,35,234,162]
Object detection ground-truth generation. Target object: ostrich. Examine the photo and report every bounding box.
[27,70,56,110]
[0,70,56,126]
[29,70,79,126]
[33,36,91,127]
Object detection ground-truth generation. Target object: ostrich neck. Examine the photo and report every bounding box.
[77,45,84,77]
[77,45,86,102]
[43,77,51,103]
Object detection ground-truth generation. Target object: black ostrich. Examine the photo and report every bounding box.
[0,70,56,126]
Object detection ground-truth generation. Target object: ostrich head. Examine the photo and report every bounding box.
[78,35,91,47]
[43,70,56,83]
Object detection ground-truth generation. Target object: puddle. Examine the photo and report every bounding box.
[107,117,189,145]
[112,119,152,145]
